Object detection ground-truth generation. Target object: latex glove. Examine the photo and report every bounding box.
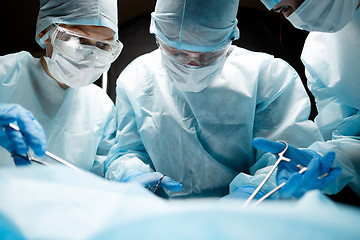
[222,185,265,199]
[122,170,183,192]
[253,137,341,198]
[0,104,46,156]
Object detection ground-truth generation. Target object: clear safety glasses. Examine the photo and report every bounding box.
[48,25,123,64]
[156,37,231,67]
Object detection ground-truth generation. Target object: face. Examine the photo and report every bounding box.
[272,0,305,17]
[44,24,115,58]
[40,25,115,89]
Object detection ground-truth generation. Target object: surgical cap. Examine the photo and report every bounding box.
[36,0,118,48]
[150,0,240,52]
[260,0,281,10]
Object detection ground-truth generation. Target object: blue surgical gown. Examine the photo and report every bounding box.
[105,46,323,198]
[301,10,360,195]
[0,51,117,176]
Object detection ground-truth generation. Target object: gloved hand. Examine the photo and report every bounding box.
[222,185,265,199]
[122,170,183,192]
[253,137,342,198]
[0,104,46,156]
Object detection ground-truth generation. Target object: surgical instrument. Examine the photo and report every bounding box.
[252,165,308,207]
[243,140,290,207]
[252,163,331,207]
[6,123,84,174]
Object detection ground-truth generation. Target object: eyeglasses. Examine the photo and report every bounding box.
[49,25,123,64]
[156,37,231,67]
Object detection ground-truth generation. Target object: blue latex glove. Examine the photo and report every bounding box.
[253,137,342,198]
[122,170,183,192]
[222,185,266,199]
[0,104,46,156]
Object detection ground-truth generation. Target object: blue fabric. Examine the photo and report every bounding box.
[1,166,360,240]
[0,103,46,156]
[122,169,183,192]
[260,0,281,10]
[36,0,119,48]
[301,11,360,196]
[253,137,342,198]
[149,0,240,52]
[0,51,117,176]
[105,46,323,198]
[222,185,265,199]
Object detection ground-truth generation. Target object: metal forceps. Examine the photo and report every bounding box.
[148,175,165,193]
[252,164,308,207]
[242,140,290,207]
[6,123,84,174]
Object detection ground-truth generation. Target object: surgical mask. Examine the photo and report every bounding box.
[161,52,228,92]
[44,25,123,88]
[287,0,359,32]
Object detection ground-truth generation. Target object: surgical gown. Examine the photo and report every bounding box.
[301,10,360,195]
[105,46,323,198]
[0,51,117,176]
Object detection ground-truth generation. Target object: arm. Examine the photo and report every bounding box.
[228,58,324,199]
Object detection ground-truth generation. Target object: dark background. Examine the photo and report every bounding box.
[0,0,315,118]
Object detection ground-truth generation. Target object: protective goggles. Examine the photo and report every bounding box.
[48,25,123,64]
[156,37,231,67]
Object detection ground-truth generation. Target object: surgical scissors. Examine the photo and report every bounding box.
[6,123,84,174]
[242,140,290,207]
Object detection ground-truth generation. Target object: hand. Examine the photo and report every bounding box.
[253,137,341,198]
[222,186,265,199]
[0,104,46,156]
[122,170,183,192]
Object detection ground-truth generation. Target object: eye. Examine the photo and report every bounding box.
[96,41,111,51]
[274,5,290,14]
[79,37,92,46]
[57,32,71,41]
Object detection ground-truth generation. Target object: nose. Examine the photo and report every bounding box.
[187,60,199,66]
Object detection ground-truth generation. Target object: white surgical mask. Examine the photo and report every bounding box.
[287,0,359,32]
[162,54,227,92]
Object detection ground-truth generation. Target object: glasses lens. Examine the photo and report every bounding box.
[157,39,229,67]
[51,26,122,63]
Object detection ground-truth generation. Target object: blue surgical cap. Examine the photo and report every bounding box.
[36,0,118,48]
[150,0,240,52]
[260,0,281,10]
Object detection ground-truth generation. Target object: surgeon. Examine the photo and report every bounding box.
[104,0,326,198]
[0,0,122,176]
[0,103,46,157]
[256,0,360,199]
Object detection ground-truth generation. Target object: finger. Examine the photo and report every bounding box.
[319,152,336,176]
[319,167,342,191]
[16,111,46,156]
[4,126,28,155]
[252,137,286,154]
[302,157,322,187]
[279,173,302,198]
[160,176,183,191]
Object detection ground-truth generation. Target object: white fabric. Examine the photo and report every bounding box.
[287,0,359,32]
[0,51,117,176]
[1,166,360,240]
[301,11,360,195]
[105,47,323,198]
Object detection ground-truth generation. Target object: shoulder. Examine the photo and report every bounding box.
[76,84,115,111]
[227,46,296,77]
[0,51,35,68]
[117,49,162,80]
